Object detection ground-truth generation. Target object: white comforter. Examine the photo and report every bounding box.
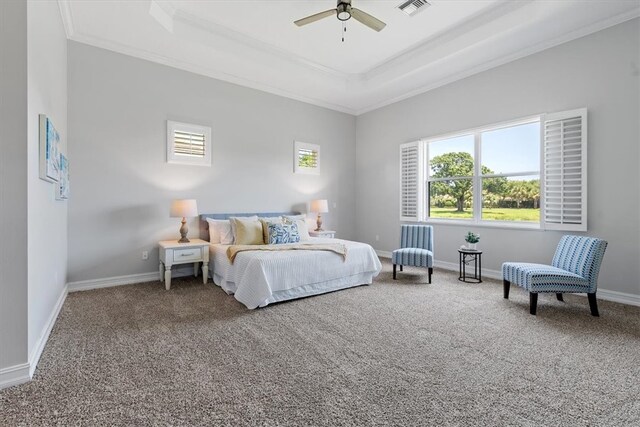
[209,238,382,309]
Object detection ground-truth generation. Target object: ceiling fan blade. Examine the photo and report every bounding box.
[351,8,386,32]
[294,9,336,27]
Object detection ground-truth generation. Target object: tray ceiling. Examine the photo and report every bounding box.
[59,0,639,115]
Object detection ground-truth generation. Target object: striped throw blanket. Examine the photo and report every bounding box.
[227,243,347,264]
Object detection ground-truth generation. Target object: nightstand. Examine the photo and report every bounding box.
[309,230,336,239]
[159,239,210,290]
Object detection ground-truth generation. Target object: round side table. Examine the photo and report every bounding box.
[458,249,483,283]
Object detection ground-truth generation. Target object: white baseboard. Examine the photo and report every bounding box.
[1,285,69,390]
[29,285,68,377]
[68,271,160,292]
[433,259,503,280]
[0,363,30,390]
[67,268,194,292]
[376,249,502,279]
[597,289,640,307]
[375,249,640,306]
[375,250,392,259]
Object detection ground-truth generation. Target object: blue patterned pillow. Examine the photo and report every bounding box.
[268,223,300,244]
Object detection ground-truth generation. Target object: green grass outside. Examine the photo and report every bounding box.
[429,207,540,222]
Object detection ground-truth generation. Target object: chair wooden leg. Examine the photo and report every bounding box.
[588,293,599,317]
[529,292,538,315]
[428,267,432,284]
[393,264,397,280]
[400,265,403,272]
[556,293,564,302]
[503,280,510,299]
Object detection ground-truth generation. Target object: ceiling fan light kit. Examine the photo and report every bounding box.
[337,2,351,21]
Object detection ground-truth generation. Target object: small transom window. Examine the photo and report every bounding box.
[167,121,212,166]
[294,141,320,175]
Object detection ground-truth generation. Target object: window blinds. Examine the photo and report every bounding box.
[542,108,587,231]
[173,130,206,158]
[298,147,318,168]
[166,121,212,166]
[400,141,423,221]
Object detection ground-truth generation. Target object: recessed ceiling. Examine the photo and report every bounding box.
[59,0,639,115]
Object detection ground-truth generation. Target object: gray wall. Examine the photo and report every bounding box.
[355,18,640,296]
[0,0,28,372]
[27,0,68,358]
[67,42,356,282]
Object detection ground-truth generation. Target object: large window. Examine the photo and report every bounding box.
[400,109,587,230]
[427,134,476,220]
[426,120,540,224]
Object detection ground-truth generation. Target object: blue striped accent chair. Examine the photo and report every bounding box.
[392,225,434,283]
[502,235,608,316]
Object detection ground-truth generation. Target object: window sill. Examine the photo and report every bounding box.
[418,218,542,231]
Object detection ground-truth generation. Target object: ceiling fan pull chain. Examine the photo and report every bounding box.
[342,21,346,42]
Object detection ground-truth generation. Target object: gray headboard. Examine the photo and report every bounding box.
[199,212,301,241]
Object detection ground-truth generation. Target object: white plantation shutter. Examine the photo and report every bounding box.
[173,130,206,157]
[542,108,587,231]
[400,141,423,221]
[294,141,320,174]
[298,147,318,168]
[167,121,212,166]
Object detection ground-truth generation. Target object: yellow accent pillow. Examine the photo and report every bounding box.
[231,218,264,245]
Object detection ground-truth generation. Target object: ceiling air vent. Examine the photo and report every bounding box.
[397,0,431,17]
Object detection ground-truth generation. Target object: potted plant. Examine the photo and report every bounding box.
[465,232,480,250]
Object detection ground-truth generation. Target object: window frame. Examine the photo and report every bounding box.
[423,115,543,229]
[294,141,321,175]
[167,120,212,167]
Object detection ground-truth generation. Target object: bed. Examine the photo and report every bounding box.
[199,212,382,309]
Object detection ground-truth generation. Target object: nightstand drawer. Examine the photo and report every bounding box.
[309,230,336,239]
[173,248,202,262]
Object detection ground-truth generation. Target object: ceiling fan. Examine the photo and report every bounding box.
[294,0,386,32]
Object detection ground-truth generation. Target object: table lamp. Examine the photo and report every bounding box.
[170,199,198,243]
[310,199,329,231]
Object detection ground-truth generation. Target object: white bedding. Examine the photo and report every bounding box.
[209,237,382,309]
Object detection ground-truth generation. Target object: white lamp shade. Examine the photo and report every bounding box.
[170,199,198,218]
[310,199,329,213]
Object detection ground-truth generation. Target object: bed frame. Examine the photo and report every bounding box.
[199,212,301,242]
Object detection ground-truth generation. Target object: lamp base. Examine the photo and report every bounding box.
[178,217,190,243]
[315,213,323,232]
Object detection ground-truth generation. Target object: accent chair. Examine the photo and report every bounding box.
[392,225,434,283]
[502,235,608,316]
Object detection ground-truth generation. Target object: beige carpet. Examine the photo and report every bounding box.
[1,259,639,426]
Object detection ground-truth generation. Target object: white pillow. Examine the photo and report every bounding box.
[282,214,305,223]
[295,219,311,241]
[229,215,258,243]
[206,219,233,245]
[259,216,283,225]
[282,215,313,241]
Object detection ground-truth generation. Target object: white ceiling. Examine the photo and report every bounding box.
[59,0,640,115]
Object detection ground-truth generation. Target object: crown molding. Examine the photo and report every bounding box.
[149,0,176,33]
[57,1,639,116]
[166,2,350,80]
[67,30,357,115]
[361,0,533,80]
[354,7,640,115]
[57,0,74,38]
